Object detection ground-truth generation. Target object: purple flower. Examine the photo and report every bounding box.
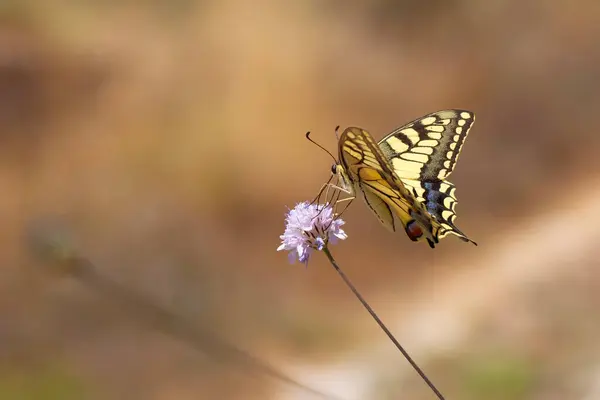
[277,202,347,265]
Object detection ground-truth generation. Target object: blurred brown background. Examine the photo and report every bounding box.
[3,0,600,399]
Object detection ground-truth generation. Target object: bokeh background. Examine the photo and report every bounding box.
[4,1,600,399]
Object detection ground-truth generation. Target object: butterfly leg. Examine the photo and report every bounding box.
[311,181,355,226]
[333,195,355,219]
[327,184,353,194]
[311,179,336,206]
[310,183,328,205]
[321,180,355,218]
[319,195,355,232]
[312,180,353,204]
[311,171,350,204]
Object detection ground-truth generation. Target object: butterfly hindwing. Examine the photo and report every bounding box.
[400,178,474,244]
[359,183,395,231]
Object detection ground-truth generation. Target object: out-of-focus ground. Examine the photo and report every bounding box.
[2,1,600,399]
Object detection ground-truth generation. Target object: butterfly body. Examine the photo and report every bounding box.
[332,110,476,248]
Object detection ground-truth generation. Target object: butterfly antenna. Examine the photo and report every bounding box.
[305,131,337,163]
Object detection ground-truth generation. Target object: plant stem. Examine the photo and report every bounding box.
[322,246,445,400]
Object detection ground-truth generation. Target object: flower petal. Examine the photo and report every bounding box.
[278,202,347,265]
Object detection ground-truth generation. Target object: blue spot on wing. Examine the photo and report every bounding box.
[423,181,444,216]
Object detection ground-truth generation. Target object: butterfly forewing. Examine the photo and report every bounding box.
[379,110,474,181]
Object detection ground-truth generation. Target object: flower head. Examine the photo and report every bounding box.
[277,202,347,265]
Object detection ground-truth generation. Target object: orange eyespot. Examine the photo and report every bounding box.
[405,220,423,241]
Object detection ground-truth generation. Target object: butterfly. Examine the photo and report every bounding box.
[329,109,476,248]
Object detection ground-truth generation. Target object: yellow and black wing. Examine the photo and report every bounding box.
[377,110,476,244]
[337,127,442,246]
